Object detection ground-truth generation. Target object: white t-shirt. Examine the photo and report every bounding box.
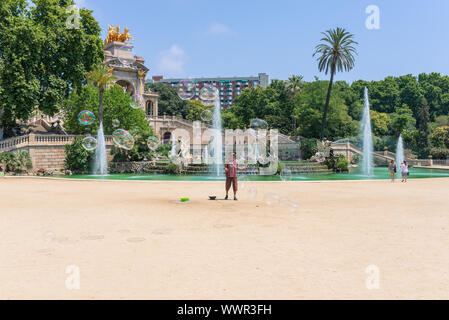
[401,164,408,173]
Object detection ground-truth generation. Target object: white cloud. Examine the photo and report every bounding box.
[155,45,186,77]
[206,22,232,36]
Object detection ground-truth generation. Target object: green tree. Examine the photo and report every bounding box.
[430,126,449,149]
[390,104,416,136]
[313,27,358,140]
[0,0,104,136]
[64,137,93,173]
[294,80,358,140]
[370,110,390,136]
[63,84,151,136]
[186,100,212,122]
[146,82,190,117]
[416,97,430,157]
[434,115,449,127]
[111,125,155,162]
[221,84,291,134]
[85,64,116,123]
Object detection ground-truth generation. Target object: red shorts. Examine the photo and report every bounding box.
[225,176,238,192]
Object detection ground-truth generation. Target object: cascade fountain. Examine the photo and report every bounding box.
[396,134,404,173]
[210,93,223,176]
[93,122,107,175]
[361,87,374,176]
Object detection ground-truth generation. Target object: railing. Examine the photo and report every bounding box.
[429,159,449,166]
[0,135,30,152]
[0,133,114,152]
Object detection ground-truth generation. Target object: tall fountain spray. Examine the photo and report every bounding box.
[361,87,374,176]
[203,145,209,165]
[396,134,404,173]
[210,93,223,176]
[93,122,108,175]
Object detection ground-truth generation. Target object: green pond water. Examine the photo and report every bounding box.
[63,167,449,182]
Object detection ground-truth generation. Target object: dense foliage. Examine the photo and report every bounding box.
[146,82,190,117]
[64,137,93,173]
[0,150,32,173]
[63,84,152,136]
[222,73,449,158]
[0,0,104,137]
[111,126,155,162]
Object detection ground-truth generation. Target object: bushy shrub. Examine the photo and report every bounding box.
[351,153,362,164]
[156,144,171,157]
[0,151,32,173]
[430,126,449,149]
[14,151,33,173]
[430,148,449,160]
[111,127,156,162]
[64,138,93,173]
[0,152,15,172]
[166,162,180,174]
[336,155,349,171]
[277,161,283,174]
[300,138,318,160]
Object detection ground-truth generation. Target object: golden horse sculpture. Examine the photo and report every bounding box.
[104,25,133,45]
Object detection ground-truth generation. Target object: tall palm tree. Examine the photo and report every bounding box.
[313,27,358,140]
[85,64,116,123]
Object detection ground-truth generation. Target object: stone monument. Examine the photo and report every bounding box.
[103,26,158,117]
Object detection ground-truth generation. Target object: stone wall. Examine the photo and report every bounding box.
[29,146,67,170]
[0,134,114,172]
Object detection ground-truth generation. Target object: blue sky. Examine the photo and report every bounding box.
[76,0,449,83]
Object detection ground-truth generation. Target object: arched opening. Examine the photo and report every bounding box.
[146,100,154,116]
[163,132,172,145]
[115,80,135,96]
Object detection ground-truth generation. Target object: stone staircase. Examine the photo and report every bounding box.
[281,161,332,174]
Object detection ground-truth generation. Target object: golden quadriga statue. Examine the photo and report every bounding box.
[104,25,133,45]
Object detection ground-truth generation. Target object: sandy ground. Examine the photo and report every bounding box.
[1,177,449,300]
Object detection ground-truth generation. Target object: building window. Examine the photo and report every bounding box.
[146,101,154,116]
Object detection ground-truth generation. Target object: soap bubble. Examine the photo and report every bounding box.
[288,201,299,213]
[130,101,140,109]
[119,44,133,51]
[78,110,95,126]
[176,80,195,100]
[201,110,213,122]
[81,136,98,151]
[237,157,247,170]
[250,118,268,130]
[130,94,143,109]
[280,168,292,181]
[199,84,218,101]
[258,154,270,165]
[147,136,159,151]
[264,192,280,206]
[112,129,135,150]
[248,187,258,200]
[112,119,120,128]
